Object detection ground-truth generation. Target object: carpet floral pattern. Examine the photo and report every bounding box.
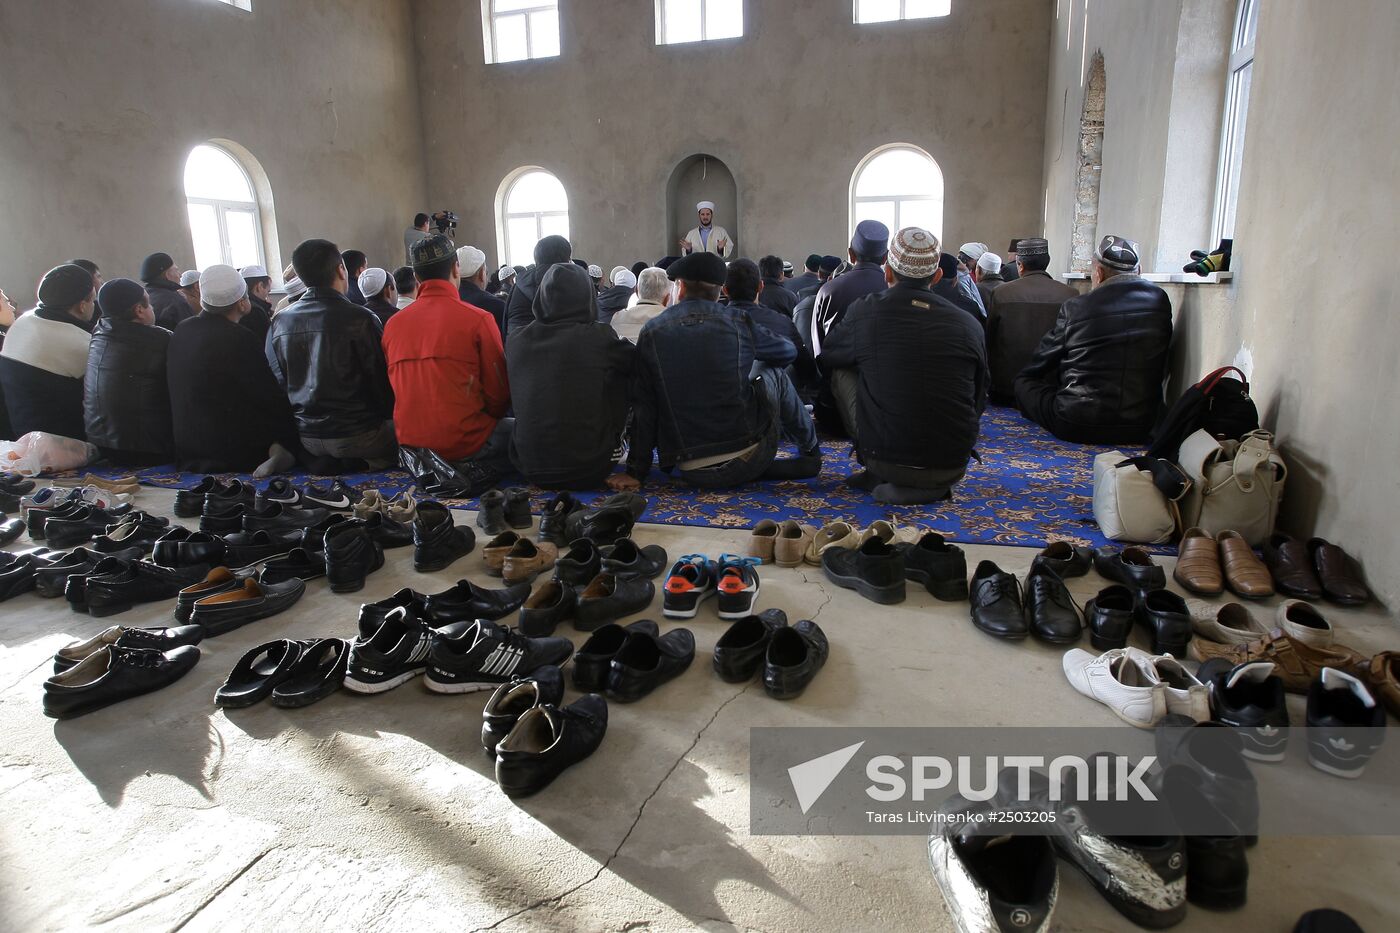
[73,407,1140,550]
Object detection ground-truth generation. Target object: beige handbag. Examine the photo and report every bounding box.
[1177,429,1286,547]
[1092,452,1191,544]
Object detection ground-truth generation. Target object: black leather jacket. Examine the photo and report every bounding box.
[1019,275,1173,437]
[265,286,394,439]
[83,318,174,459]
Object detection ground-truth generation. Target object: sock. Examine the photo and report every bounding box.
[873,482,952,505]
[763,454,821,481]
[254,443,296,479]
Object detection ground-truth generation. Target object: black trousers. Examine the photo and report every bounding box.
[1014,375,1152,446]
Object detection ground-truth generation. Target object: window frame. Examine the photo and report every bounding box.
[848,143,946,241]
[1210,0,1259,244]
[852,0,952,25]
[214,0,252,11]
[655,0,745,46]
[184,143,266,271]
[497,167,571,269]
[482,0,561,65]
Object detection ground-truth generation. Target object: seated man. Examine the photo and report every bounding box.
[723,259,815,392]
[611,267,670,343]
[0,263,95,439]
[167,265,299,476]
[83,279,173,467]
[811,221,890,356]
[819,227,988,504]
[505,235,572,341]
[787,254,822,296]
[933,251,984,323]
[383,235,511,485]
[609,252,820,491]
[456,245,506,338]
[984,237,1077,404]
[178,270,201,313]
[266,239,397,468]
[596,267,635,324]
[342,249,369,306]
[1015,235,1173,445]
[393,266,418,309]
[974,251,1005,309]
[240,264,275,344]
[141,252,193,331]
[359,267,399,326]
[507,263,635,488]
[757,255,797,318]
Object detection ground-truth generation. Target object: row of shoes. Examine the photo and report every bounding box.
[535,490,649,547]
[662,553,764,620]
[504,537,666,634]
[807,531,972,605]
[174,476,360,518]
[258,478,363,512]
[749,517,926,568]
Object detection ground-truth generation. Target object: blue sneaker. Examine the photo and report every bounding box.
[716,554,763,620]
[663,554,717,619]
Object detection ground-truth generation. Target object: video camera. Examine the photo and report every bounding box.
[432,210,459,235]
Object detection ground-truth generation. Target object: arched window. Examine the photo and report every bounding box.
[499,168,570,268]
[850,144,944,240]
[184,143,266,271]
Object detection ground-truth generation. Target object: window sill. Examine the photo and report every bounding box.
[1061,271,1232,284]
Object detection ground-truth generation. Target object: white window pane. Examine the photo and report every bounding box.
[507,171,568,213]
[188,203,222,270]
[539,213,570,240]
[856,0,900,24]
[855,148,943,198]
[899,198,944,240]
[903,0,951,19]
[530,9,560,58]
[494,13,529,63]
[506,217,539,268]
[495,0,551,11]
[184,145,253,202]
[854,200,897,236]
[225,209,260,269]
[1219,62,1251,240]
[1237,0,1259,50]
[663,0,703,43]
[705,0,744,39]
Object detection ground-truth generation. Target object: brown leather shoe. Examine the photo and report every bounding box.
[1361,652,1400,720]
[482,531,521,577]
[1309,538,1371,605]
[1216,530,1274,599]
[1174,527,1223,595]
[748,520,779,562]
[1262,533,1323,600]
[502,538,558,585]
[1189,629,1367,693]
[773,520,816,568]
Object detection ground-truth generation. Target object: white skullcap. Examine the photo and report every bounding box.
[497,264,516,280]
[456,245,486,278]
[199,264,247,307]
[611,268,637,289]
[959,242,988,261]
[697,200,716,212]
[977,252,1003,274]
[284,275,307,299]
[239,264,269,280]
[178,270,201,288]
[358,267,388,299]
[587,264,603,279]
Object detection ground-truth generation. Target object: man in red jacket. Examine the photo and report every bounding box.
[383,235,511,477]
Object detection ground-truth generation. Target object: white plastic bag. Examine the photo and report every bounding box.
[0,432,99,476]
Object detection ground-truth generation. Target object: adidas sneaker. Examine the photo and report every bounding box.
[424,620,574,694]
[662,554,718,619]
[716,554,762,620]
[343,606,436,694]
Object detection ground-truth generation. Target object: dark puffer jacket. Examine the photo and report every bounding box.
[596,284,634,323]
[83,319,174,464]
[506,264,635,488]
[1018,275,1173,438]
[147,279,194,331]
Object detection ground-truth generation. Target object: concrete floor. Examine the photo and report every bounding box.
[1,486,1397,933]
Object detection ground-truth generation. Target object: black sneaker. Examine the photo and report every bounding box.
[495,695,608,797]
[255,478,303,509]
[822,538,906,605]
[357,587,429,639]
[43,645,201,719]
[896,532,968,600]
[343,606,437,694]
[413,501,476,572]
[424,620,574,694]
[716,554,762,619]
[1197,660,1290,762]
[662,554,717,619]
[482,665,565,754]
[1306,668,1385,778]
[304,479,360,511]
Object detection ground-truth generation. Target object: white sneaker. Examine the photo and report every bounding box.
[1063,648,1167,728]
[1126,647,1210,721]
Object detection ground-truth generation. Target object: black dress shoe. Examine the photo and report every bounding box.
[1024,567,1082,644]
[192,576,308,636]
[483,666,566,754]
[582,492,648,522]
[969,561,1027,639]
[243,501,331,534]
[1031,541,1093,578]
[357,587,429,639]
[65,556,136,613]
[495,694,608,797]
[299,513,349,552]
[538,492,583,546]
[895,532,968,600]
[152,526,194,566]
[822,538,906,604]
[575,573,657,631]
[53,624,204,674]
[0,516,25,546]
[45,505,118,548]
[764,619,829,699]
[200,502,247,534]
[475,489,508,535]
[174,476,223,517]
[412,501,476,572]
[0,551,41,602]
[325,520,384,594]
[215,639,310,707]
[360,511,414,549]
[86,561,211,617]
[519,580,578,636]
[169,531,227,569]
[260,547,327,585]
[714,609,787,682]
[554,539,603,587]
[175,567,253,622]
[92,519,163,554]
[504,487,533,529]
[269,638,351,708]
[600,539,668,579]
[565,503,638,546]
[1094,546,1166,594]
[1085,584,1136,650]
[424,579,531,623]
[1135,588,1192,656]
[35,548,138,598]
[43,645,201,719]
[224,529,301,565]
[572,620,659,692]
[607,626,694,701]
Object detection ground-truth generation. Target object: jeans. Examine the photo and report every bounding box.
[301,420,397,468]
[754,362,818,453]
[832,368,966,495]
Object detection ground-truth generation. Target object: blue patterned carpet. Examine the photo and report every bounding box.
[72,407,1136,550]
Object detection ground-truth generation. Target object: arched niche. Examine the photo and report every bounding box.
[665,154,738,257]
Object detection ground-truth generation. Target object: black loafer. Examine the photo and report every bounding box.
[43,645,201,719]
[537,492,582,546]
[606,626,694,702]
[243,501,331,534]
[504,487,533,529]
[1085,585,1136,650]
[45,505,118,548]
[86,561,211,617]
[1135,588,1192,657]
[224,529,301,565]
[325,521,384,594]
[0,517,26,546]
[895,532,968,600]
[151,526,194,566]
[269,638,351,708]
[600,539,669,579]
[215,639,311,708]
[424,579,531,623]
[191,575,307,636]
[572,620,659,692]
[475,489,509,536]
[565,503,638,546]
[412,501,476,572]
[200,503,248,535]
[713,609,787,682]
[260,547,327,585]
[1024,567,1083,644]
[519,580,578,636]
[168,531,227,569]
[763,620,829,699]
[65,556,137,613]
[92,520,163,555]
[357,587,429,639]
[822,538,906,605]
[554,539,603,587]
[175,476,222,517]
[1094,546,1166,594]
[0,551,41,602]
[35,547,140,598]
[1031,541,1093,578]
[969,561,1027,639]
[175,567,254,623]
[482,664,565,754]
[575,573,657,631]
[495,694,608,797]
